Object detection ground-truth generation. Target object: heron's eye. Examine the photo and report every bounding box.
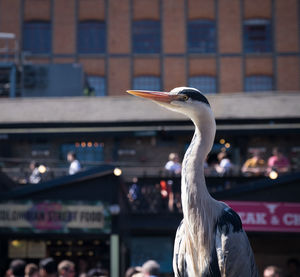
[181,95,189,101]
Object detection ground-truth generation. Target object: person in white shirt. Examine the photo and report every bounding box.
[215,151,233,176]
[67,151,81,175]
[165,152,182,175]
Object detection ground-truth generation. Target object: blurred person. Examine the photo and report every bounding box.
[128,177,141,211]
[159,179,174,212]
[78,259,88,277]
[25,263,39,277]
[86,268,108,277]
[215,151,233,176]
[141,260,160,277]
[165,153,182,175]
[286,258,300,277]
[9,259,26,277]
[67,151,81,175]
[39,258,57,277]
[267,147,290,175]
[57,260,75,277]
[242,150,266,176]
[28,161,42,184]
[263,265,283,277]
[125,266,142,277]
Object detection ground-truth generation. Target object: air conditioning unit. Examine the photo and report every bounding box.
[22,63,83,97]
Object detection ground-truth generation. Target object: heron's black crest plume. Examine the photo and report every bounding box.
[178,88,210,107]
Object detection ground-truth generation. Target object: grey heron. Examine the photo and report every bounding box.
[127,87,258,277]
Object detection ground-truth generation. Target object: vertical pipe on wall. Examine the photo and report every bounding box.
[110,234,119,277]
[271,0,277,91]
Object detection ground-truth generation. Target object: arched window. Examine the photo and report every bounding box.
[244,19,272,53]
[78,21,106,54]
[245,75,273,92]
[188,76,217,94]
[87,76,106,96]
[133,20,161,53]
[133,76,161,91]
[23,21,51,54]
[187,20,216,53]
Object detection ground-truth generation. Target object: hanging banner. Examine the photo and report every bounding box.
[226,201,300,232]
[0,201,111,233]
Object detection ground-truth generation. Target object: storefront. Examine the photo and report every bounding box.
[0,165,122,277]
[1,166,300,276]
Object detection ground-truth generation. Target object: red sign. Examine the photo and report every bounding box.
[225,201,300,233]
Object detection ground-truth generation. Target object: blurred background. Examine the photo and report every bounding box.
[0,0,300,276]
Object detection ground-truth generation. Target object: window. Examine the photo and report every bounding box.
[133,76,161,91]
[245,75,273,92]
[188,76,217,94]
[61,143,104,163]
[78,21,106,54]
[244,19,272,53]
[87,76,106,96]
[23,21,51,54]
[133,20,161,53]
[187,20,216,53]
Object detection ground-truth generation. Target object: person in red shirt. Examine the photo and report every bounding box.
[267,147,290,174]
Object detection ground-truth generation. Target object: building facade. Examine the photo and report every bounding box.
[0,0,300,97]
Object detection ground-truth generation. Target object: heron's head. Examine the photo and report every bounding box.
[127,87,212,120]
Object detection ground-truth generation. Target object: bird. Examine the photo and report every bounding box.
[127,87,258,277]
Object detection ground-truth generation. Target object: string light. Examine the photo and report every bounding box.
[269,170,278,180]
[225,143,231,148]
[38,165,47,174]
[114,168,122,176]
[88,251,94,256]
[11,240,20,247]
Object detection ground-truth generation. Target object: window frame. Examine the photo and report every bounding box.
[23,21,51,54]
[243,18,272,53]
[86,75,106,96]
[188,75,217,94]
[132,20,161,54]
[78,20,106,54]
[187,19,216,53]
[133,75,161,91]
[245,75,273,92]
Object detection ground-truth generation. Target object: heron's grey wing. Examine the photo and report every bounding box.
[216,229,258,277]
[173,220,186,277]
[215,208,258,277]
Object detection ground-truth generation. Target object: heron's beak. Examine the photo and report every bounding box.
[127,90,185,103]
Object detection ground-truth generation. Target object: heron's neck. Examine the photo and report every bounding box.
[180,109,219,274]
[181,111,216,216]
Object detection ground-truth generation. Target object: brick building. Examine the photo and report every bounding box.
[1,0,299,95]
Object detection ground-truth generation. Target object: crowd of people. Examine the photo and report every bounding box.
[5,258,108,277]
[6,257,300,277]
[127,177,182,214]
[25,146,292,185]
[125,260,160,277]
[127,148,293,213]
[163,147,292,178]
[5,258,162,277]
[26,151,82,184]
